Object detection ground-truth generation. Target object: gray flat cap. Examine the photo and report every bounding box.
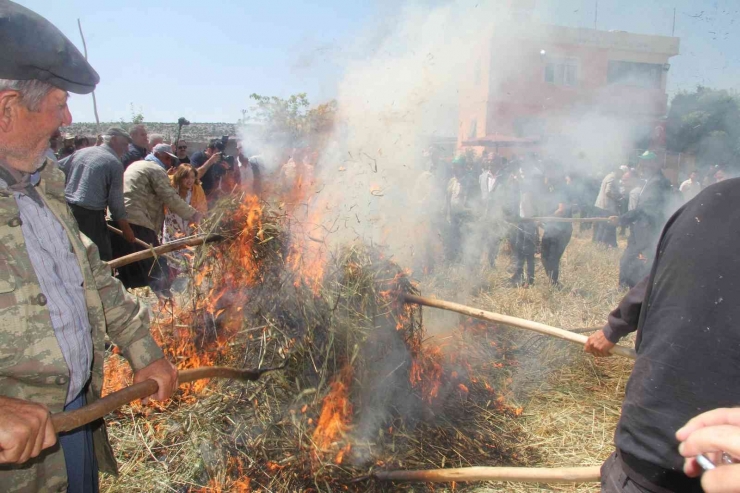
[0,1,99,94]
[104,127,132,142]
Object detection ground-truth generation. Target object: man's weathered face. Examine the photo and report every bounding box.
[131,127,148,148]
[0,88,72,172]
[157,152,173,168]
[108,136,129,158]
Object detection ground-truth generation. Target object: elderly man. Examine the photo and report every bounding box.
[0,2,177,492]
[148,133,164,149]
[585,177,740,493]
[112,144,201,297]
[121,124,148,169]
[610,151,673,288]
[60,127,136,260]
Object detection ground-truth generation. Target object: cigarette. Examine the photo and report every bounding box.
[696,454,716,471]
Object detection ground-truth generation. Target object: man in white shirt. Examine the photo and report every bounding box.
[679,170,702,202]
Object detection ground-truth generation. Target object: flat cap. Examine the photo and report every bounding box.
[0,1,99,94]
[152,143,177,160]
[104,127,132,142]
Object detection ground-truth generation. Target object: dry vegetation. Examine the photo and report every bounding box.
[100,207,635,493]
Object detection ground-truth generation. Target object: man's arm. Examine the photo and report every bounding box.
[585,276,648,356]
[148,167,198,221]
[83,235,176,401]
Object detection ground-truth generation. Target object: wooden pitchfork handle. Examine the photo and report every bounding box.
[51,364,286,434]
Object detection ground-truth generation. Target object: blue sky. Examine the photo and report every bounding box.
[19,0,740,123]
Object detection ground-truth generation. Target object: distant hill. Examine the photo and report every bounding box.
[61,122,259,144]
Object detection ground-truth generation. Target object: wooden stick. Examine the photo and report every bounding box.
[524,217,613,223]
[403,293,636,360]
[107,224,153,250]
[360,465,601,484]
[76,19,100,132]
[51,363,286,433]
[106,234,224,269]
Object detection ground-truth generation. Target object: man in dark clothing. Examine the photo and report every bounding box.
[121,124,149,168]
[60,127,136,260]
[585,178,740,492]
[191,139,233,200]
[540,165,573,285]
[610,151,673,288]
[175,139,190,164]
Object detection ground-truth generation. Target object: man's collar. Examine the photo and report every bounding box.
[144,153,167,170]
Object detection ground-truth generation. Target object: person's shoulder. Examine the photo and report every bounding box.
[191,151,207,166]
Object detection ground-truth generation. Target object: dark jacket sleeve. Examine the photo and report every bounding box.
[602,276,649,343]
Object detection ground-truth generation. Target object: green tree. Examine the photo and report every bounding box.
[244,93,336,149]
[666,86,740,169]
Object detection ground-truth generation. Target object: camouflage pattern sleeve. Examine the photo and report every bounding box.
[150,167,197,220]
[82,234,164,370]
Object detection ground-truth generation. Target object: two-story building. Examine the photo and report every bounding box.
[458,23,680,165]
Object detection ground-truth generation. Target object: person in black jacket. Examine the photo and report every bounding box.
[609,151,673,288]
[585,177,740,492]
[121,124,149,168]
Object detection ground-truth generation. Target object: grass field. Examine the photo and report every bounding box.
[100,229,635,492]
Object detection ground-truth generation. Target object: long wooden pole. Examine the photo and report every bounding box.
[403,293,636,360]
[364,465,601,484]
[51,363,285,433]
[77,19,100,132]
[107,224,153,250]
[524,217,612,223]
[106,234,223,269]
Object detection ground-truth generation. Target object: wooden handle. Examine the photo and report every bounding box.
[51,364,283,433]
[107,224,153,250]
[403,294,636,360]
[524,217,613,223]
[106,234,224,269]
[369,465,601,483]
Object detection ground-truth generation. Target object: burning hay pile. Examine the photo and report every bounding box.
[99,186,555,492]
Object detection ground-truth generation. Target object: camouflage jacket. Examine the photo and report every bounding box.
[0,160,165,493]
[123,159,197,233]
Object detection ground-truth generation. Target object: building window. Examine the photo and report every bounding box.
[545,58,578,86]
[468,119,478,139]
[607,61,662,89]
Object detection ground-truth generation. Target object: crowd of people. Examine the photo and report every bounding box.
[53,127,261,299]
[417,147,729,290]
[1,3,739,493]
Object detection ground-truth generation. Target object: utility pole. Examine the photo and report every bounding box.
[672,7,677,36]
[594,0,599,30]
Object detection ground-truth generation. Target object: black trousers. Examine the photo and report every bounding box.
[110,223,171,292]
[68,204,112,261]
[511,223,538,285]
[541,228,572,284]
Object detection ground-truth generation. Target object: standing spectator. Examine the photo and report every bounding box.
[162,163,207,244]
[610,151,673,288]
[73,134,90,151]
[57,133,75,159]
[445,160,467,261]
[237,143,262,196]
[509,171,540,287]
[540,164,573,286]
[121,124,148,168]
[0,3,177,491]
[112,144,201,298]
[174,139,190,164]
[148,133,164,149]
[60,127,136,260]
[679,170,702,202]
[191,138,231,199]
[593,167,623,248]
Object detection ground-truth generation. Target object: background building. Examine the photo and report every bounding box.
[458,24,680,171]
